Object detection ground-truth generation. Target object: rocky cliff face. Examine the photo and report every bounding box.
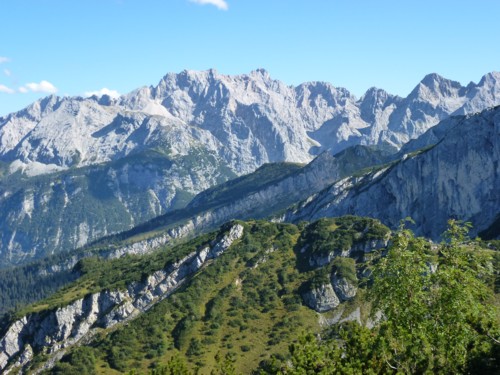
[303,284,340,312]
[302,267,360,313]
[331,274,358,302]
[0,224,244,373]
[285,106,500,239]
[302,275,360,313]
[178,152,343,227]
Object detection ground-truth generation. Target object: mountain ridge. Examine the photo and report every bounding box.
[2,69,500,172]
[1,69,499,266]
[282,106,500,239]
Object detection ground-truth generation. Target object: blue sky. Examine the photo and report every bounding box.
[1,0,499,116]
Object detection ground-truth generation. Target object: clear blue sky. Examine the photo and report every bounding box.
[1,0,499,116]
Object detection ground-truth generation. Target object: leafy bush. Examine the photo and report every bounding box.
[51,346,96,375]
[332,257,357,284]
[298,216,389,260]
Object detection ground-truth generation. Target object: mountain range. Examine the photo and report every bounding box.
[0,69,499,267]
[0,69,499,374]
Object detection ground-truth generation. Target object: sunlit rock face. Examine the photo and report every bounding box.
[285,106,500,240]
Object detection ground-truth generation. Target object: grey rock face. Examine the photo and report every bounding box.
[331,274,358,302]
[302,284,340,312]
[0,318,27,368]
[0,224,244,372]
[286,106,500,239]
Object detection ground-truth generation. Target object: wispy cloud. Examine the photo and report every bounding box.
[0,84,15,94]
[4,69,11,77]
[84,88,120,98]
[20,80,58,94]
[0,57,10,64]
[189,0,228,11]
[0,85,16,94]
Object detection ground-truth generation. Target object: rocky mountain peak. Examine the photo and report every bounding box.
[32,94,63,114]
[249,68,270,79]
[358,87,397,123]
[411,73,463,100]
[360,87,390,101]
[420,72,447,86]
[454,72,500,115]
[478,71,500,86]
[475,71,500,99]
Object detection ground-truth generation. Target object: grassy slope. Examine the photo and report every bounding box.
[86,222,318,374]
[7,216,497,374]
[5,217,385,374]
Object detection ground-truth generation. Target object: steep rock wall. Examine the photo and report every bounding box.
[286,107,500,239]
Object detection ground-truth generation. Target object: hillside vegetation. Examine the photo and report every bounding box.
[0,146,392,317]
[0,216,496,374]
[0,162,306,316]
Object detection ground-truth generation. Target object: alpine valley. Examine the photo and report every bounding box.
[0,70,499,374]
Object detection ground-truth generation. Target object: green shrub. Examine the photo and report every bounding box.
[332,257,357,284]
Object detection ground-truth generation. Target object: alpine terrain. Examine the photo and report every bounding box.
[0,67,498,374]
[1,70,500,266]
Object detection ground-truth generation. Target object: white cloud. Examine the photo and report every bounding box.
[0,57,10,64]
[189,0,228,10]
[0,84,15,94]
[4,69,11,77]
[20,80,58,94]
[83,87,120,98]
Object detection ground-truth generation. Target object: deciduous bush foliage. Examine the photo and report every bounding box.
[370,220,498,373]
[263,220,499,374]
